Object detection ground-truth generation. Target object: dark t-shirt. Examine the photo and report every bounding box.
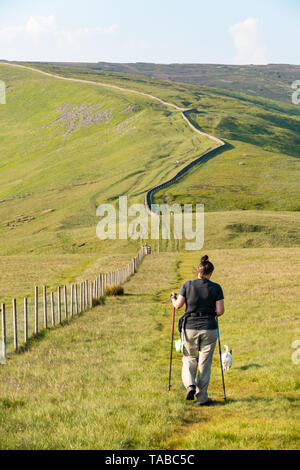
[179,278,224,330]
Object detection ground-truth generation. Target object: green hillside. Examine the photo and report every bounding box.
[21,61,300,104]
[0,63,213,259]
[0,62,299,302]
[18,62,300,212]
[155,91,300,211]
[0,62,299,451]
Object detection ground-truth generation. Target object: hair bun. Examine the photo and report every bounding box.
[201,255,209,264]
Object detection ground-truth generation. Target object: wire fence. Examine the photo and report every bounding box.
[0,245,151,362]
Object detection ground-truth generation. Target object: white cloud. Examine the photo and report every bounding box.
[26,15,56,35]
[229,17,269,65]
[0,15,119,61]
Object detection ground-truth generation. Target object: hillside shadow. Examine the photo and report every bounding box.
[12,317,81,356]
[239,363,262,371]
[185,108,300,158]
[197,141,234,165]
[131,142,232,198]
[224,396,300,405]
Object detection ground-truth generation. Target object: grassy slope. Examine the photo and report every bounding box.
[0,64,212,254]
[0,63,299,450]
[156,92,300,211]
[24,63,300,212]
[167,248,300,450]
[0,63,212,291]
[1,63,299,341]
[24,61,300,104]
[0,250,299,450]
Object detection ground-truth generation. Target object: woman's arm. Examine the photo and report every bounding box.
[216,299,225,317]
[171,294,185,310]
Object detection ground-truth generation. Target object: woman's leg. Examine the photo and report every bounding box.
[195,329,218,404]
[182,329,200,389]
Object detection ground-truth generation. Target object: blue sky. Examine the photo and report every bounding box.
[0,0,299,64]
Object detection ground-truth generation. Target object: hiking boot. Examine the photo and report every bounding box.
[199,398,213,406]
[185,386,196,400]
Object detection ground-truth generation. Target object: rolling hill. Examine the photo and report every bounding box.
[0,60,299,305]
[18,61,300,104]
[13,62,300,213]
[0,62,299,451]
[0,61,215,301]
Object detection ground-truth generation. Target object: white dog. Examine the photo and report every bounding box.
[221,345,233,371]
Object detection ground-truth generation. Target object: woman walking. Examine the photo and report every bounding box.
[171,255,225,406]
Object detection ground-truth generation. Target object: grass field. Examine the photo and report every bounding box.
[34,61,299,104]
[0,62,214,352]
[0,62,215,259]
[21,61,300,105]
[20,63,300,212]
[0,62,299,450]
[0,250,299,449]
[1,63,298,298]
[0,253,135,304]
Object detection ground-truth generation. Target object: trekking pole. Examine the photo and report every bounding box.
[168,307,176,391]
[217,321,227,401]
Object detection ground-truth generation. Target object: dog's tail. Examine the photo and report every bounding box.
[224,345,229,353]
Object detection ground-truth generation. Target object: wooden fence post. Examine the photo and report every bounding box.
[12,299,18,352]
[82,282,85,311]
[85,280,88,310]
[64,285,68,320]
[24,298,28,344]
[34,286,38,334]
[80,283,83,312]
[58,286,62,324]
[70,284,74,318]
[43,286,48,329]
[1,304,6,363]
[51,292,55,328]
[90,282,93,309]
[75,284,79,314]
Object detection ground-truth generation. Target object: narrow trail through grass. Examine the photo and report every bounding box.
[0,62,299,450]
[1,249,299,449]
[0,254,187,449]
